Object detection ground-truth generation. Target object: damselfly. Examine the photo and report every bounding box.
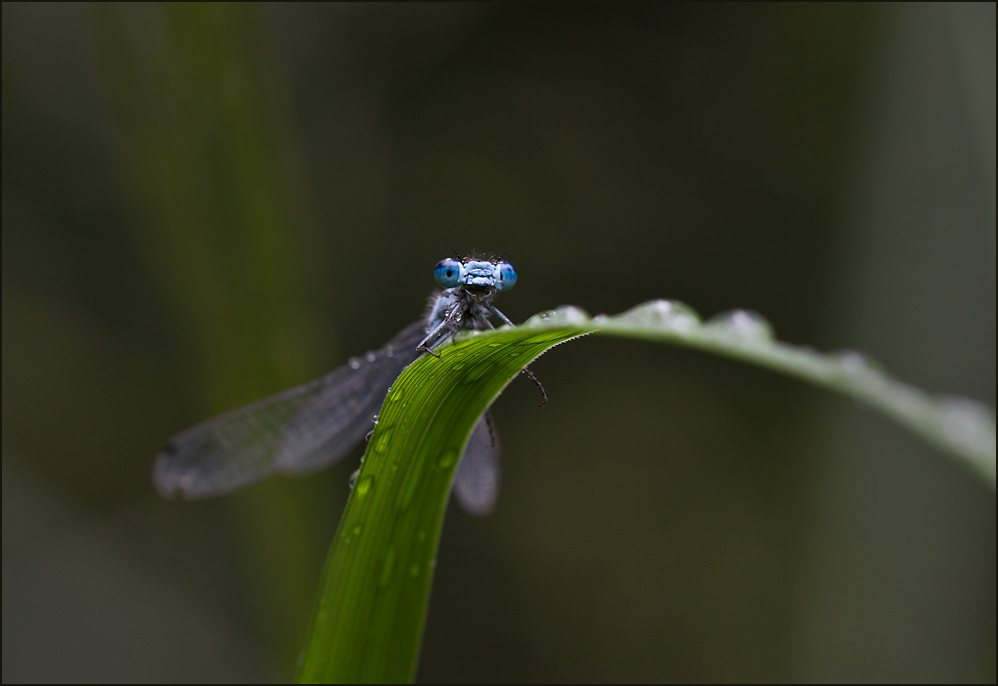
[153,254,543,515]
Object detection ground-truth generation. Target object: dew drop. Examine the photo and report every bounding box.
[554,305,591,325]
[348,469,359,490]
[437,449,458,469]
[704,309,773,341]
[366,351,377,362]
[349,356,362,370]
[525,305,591,327]
[939,396,996,448]
[355,476,374,497]
[616,299,701,331]
[369,423,396,454]
[832,350,889,380]
[835,350,871,376]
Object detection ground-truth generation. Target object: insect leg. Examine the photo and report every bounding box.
[484,305,546,405]
[417,320,447,358]
[521,366,548,406]
[486,304,515,327]
[417,304,462,357]
[427,326,457,354]
[485,411,497,447]
[472,303,496,329]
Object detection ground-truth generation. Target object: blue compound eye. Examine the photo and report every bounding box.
[496,261,517,291]
[433,258,463,288]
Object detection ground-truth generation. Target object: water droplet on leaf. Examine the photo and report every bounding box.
[939,396,996,448]
[835,350,874,376]
[616,299,701,331]
[369,424,395,454]
[355,476,374,497]
[525,305,591,327]
[438,449,458,469]
[831,351,891,389]
[704,309,773,342]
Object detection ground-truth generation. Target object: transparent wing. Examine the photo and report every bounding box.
[453,412,501,516]
[154,320,426,499]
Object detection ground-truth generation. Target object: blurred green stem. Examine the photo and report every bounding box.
[91,3,326,672]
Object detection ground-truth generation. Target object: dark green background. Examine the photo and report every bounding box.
[2,3,994,681]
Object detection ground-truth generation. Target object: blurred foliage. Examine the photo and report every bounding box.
[88,4,328,665]
[2,2,994,682]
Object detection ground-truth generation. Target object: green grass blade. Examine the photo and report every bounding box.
[298,300,995,683]
[297,327,582,683]
[587,301,996,487]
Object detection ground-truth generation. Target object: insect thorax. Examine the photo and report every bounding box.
[425,287,496,333]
